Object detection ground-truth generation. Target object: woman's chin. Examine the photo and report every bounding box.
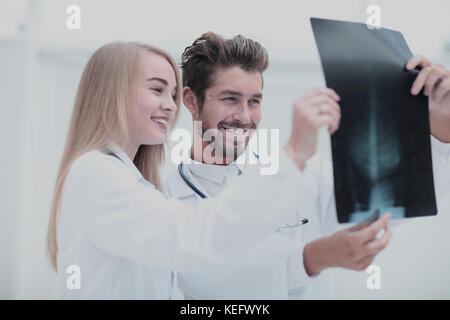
[142,136,166,146]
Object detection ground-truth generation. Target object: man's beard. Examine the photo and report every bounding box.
[196,116,257,163]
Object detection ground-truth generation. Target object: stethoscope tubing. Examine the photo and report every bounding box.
[178,163,208,199]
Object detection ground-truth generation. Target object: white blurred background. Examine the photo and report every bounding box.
[1,0,450,299]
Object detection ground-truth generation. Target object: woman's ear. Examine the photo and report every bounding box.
[182,87,199,118]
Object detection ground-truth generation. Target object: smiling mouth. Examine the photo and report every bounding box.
[150,117,169,126]
[220,125,249,136]
[151,117,169,129]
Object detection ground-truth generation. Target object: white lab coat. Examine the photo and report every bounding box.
[165,136,450,300]
[56,143,311,299]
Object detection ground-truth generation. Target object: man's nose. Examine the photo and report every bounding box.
[232,103,251,124]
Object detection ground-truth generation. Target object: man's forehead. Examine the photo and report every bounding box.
[208,66,263,94]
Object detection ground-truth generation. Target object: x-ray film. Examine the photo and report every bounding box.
[310,17,437,223]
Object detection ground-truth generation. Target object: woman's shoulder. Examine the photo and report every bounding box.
[66,149,131,187]
[71,149,116,171]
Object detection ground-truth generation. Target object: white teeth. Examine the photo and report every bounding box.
[152,118,168,125]
[224,127,246,135]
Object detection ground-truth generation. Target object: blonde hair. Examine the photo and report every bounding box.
[46,42,181,271]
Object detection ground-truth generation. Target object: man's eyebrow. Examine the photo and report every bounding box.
[219,90,262,98]
[146,77,168,85]
[219,90,243,97]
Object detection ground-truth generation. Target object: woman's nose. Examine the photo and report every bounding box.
[163,96,177,113]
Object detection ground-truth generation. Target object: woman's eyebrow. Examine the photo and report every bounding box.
[146,77,168,85]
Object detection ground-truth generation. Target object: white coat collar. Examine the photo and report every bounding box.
[183,146,260,180]
[186,159,241,185]
[166,147,259,200]
[104,142,148,183]
[165,165,201,199]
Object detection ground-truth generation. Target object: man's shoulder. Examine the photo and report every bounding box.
[302,154,333,192]
[305,154,332,175]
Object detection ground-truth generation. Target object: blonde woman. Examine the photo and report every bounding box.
[47,42,333,299]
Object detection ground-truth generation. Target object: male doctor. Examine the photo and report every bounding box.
[165,32,450,299]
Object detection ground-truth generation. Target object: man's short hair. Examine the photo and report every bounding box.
[181,32,269,111]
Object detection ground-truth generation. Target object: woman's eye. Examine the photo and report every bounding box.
[152,87,163,93]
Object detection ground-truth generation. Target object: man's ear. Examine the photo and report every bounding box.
[182,87,199,118]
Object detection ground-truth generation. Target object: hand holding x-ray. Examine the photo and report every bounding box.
[285,87,341,170]
[407,55,450,143]
[303,212,392,276]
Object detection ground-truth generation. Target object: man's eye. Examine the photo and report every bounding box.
[222,97,237,102]
[250,99,260,105]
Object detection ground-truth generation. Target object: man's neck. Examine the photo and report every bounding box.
[190,135,235,166]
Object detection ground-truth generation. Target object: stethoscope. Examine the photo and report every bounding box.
[177,151,261,199]
[108,150,309,227]
[177,152,308,227]
[178,162,208,199]
[107,152,125,164]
